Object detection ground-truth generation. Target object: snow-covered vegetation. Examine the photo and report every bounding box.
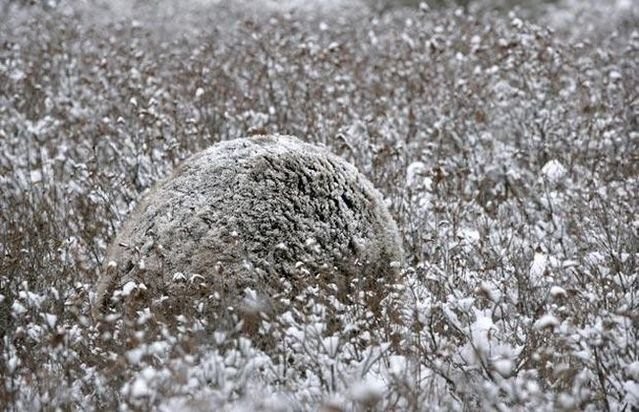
[0,0,637,410]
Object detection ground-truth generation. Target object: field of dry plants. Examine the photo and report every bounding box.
[0,0,638,410]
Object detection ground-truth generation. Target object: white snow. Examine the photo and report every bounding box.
[121,281,137,297]
[626,361,639,380]
[623,381,639,406]
[172,272,186,282]
[30,170,42,184]
[529,251,548,279]
[406,161,427,187]
[43,313,57,328]
[493,358,513,377]
[550,286,567,298]
[388,355,407,376]
[458,227,480,244]
[541,159,567,184]
[7,356,18,374]
[323,336,340,358]
[11,301,27,315]
[130,377,151,398]
[127,348,145,365]
[470,312,497,355]
[350,376,385,405]
[476,281,501,303]
[534,314,559,330]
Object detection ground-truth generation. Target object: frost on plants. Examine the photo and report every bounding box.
[0,0,637,410]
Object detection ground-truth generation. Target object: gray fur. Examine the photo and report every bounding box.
[95,135,402,315]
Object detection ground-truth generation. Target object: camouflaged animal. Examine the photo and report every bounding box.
[95,135,402,318]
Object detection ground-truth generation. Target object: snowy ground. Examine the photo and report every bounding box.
[0,0,637,410]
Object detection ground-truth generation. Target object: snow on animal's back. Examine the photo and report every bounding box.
[95,135,403,316]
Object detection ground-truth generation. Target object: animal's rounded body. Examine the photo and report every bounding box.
[95,135,402,316]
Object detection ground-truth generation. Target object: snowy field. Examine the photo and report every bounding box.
[0,0,638,410]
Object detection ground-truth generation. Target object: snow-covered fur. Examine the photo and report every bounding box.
[95,135,402,315]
